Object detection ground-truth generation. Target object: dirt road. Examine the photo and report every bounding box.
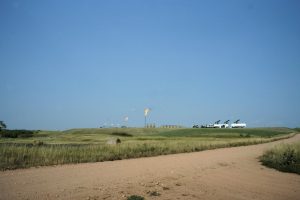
[1,135,300,200]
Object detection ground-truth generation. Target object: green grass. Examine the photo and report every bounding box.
[0,127,292,144]
[260,142,300,174]
[294,128,300,132]
[0,129,36,138]
[0,127,295,170]
[156,127,292,138]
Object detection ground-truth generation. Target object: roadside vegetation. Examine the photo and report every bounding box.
[261,142,300,175]
[0,129,37,138]
[0,128,295,170]
[127,195,145,200]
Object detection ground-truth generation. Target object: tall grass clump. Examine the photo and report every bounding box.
[260,142,300,174]
[127,195,145,200]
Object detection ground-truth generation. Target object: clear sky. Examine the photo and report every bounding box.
[1,0,300,130]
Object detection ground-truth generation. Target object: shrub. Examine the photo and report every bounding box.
[127,195,145,200]
[239,133,251,138]
[111,132,133,137]
[116,138,121,144]
[260,142,300,174]
[0,130,34,138]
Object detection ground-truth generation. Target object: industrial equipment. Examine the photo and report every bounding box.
[231,119,246,128]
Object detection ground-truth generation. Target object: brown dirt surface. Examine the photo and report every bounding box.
[1,134,300,200]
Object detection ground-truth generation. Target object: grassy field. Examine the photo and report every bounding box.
[0,127,296,170]
[294,128,300,132]
[260,142,300,174]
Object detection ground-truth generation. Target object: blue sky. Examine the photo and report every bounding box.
[1,0,300,130]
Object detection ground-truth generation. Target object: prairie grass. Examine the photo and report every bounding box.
[0,132,294,170]
[0,127,293,144]
[260,142,300,174]
[156,127,292,138]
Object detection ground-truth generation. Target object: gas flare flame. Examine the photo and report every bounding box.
[144,108,151,117]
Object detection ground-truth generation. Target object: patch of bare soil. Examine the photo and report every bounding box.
[1,134,300,200]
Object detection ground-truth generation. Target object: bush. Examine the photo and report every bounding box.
[111,132,133,137]
[260,142,300,174]
[0,130,35,138]
[127,195,145,200]
[239,133,251,138]
[116,138,121,144]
